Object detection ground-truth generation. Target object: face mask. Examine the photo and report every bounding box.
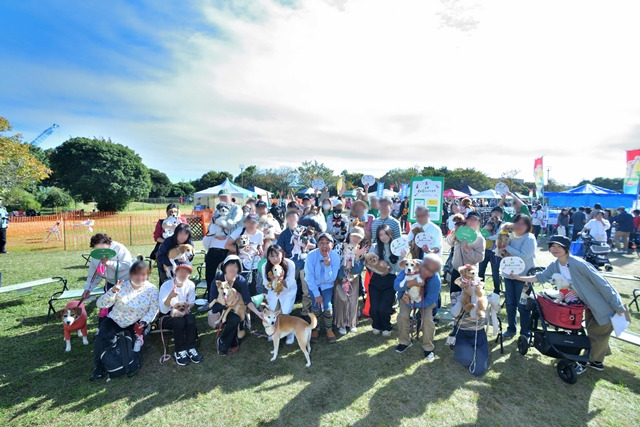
[322,203,330,210]
[333,209,342,215]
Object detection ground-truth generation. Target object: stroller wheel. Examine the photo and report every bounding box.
[517,335,529,355]
[604,265,613,272]
[557,359,578,384]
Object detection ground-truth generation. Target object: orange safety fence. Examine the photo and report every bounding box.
[5,211,211,252]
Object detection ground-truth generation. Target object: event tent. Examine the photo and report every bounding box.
[249,186,272,198]
[545,184,636,209]
[469,189,502,199]
[295,187,315,197]
[462,185,479,195]
[342,188,359,198]
[194,178,257,201]
[444,189,469,198]
[367,189,398,198]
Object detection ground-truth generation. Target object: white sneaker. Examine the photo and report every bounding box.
[372,328,381,335]
[350,327,358,333]
[285,334,295,345]
[381,330,391,337]
[338,327,347,335]
[268,336,273,342]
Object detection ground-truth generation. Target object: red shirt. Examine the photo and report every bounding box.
[153,217,187,242]
[634,216,640,232]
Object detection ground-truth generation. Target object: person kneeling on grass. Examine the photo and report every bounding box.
[394,253,442,360]
[158,261,202,366]
[91,258,158,381]
[511,235,625,374]
[449,297,490,377]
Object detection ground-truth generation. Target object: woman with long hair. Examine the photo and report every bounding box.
[261,245,298,344]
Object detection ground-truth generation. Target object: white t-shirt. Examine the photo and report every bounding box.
[407,221,443,252]
[229,228,264,270]
[583,218,610,242]
[558,264,571,283]
[532,211,544,226]
[158,278,196,315]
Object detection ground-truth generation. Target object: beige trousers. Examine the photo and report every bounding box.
[397,299,436,351]
[585,309,613,362]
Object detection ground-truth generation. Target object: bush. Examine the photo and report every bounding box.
[5,187,41,212]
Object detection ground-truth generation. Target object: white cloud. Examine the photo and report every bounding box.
[15,0,640,185]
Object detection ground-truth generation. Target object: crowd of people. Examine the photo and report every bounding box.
[81,188,631,381]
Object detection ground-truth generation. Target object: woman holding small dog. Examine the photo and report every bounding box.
[156,223,195,285]
[209,255,263,355]
[158,261,202,366]
[446,211,485,305]
[91,257,159,381]
[513,235,625,374]
[501,214,537,340]
[261,245,298,344]
[368,224,405,337]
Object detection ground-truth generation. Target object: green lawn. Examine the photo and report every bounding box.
[1,243,639,426]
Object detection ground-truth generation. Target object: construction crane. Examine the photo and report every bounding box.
[30,123,60,146]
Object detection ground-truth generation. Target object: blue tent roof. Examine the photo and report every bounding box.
[546,184,636,208]
[563,184,619,194]
[193,178,257,198]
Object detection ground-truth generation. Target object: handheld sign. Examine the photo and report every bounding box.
[455,226,478,244]
[90,248,117,260]
[414,232,435,248]
[361,175,375,186]
[194,299,208,306]
[390,237,409,257]
[480,228,490,238]
[500,256,526,275]
[495,182,509,196]
[311,179,325,190]
[251,294,265,307]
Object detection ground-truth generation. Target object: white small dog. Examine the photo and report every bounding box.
[209,203,231,238]
[162,209,181,239]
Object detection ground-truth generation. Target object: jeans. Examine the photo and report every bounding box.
[503,278,530,335]
[478,249,501,294]
[453,328,489,376]
[533,225,541,239]
[309,287,334,312]
[368,273,396,332]
[159,313,197,352]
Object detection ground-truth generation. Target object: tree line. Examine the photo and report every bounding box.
[1,116,623,212]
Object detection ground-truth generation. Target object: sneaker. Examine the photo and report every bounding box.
[338,327,347,335]
[502,331,516,340]
[326,330,337,344]
[285,334,295,345]
[372,328,381,335]
[89,367,104,381]
[174,350,190,366]
[588,361,604,371]
[188,348,203,364]
[395,342,412,353]
[424,351,435,360]
[217,338,228,356]
[350,327,358,333]
[381,330,391,337]
[310,330,319,343]
[433,317,440,326]
[575,362,587,375]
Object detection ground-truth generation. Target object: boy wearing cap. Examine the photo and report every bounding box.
[304,233,341,344]
[158,261,202,366]
[0,196,8,253]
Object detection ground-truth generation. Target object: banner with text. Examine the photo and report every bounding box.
[534,157,544,197]
[408,176,444,224]
[623,149,640,195]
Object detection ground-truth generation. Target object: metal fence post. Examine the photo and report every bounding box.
[129,216,133,246]
[63,218,67,251]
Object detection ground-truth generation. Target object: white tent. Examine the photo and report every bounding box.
[368,189,398,198]
[249,186,272,198]
[469,189,505,199]
[194,178,257,202]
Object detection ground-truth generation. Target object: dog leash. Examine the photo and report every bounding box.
[158,316,172,364]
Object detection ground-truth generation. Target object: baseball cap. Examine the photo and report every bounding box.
[490,206,503,214]
[256,200,267,208]
[349,226,365,240]
[466,211,481,220]
[302,196,310,201]
[174,260,193,273]
[245,213,259,222]
[548,235,571,249]
[218,189,230,196]
[317,233,334,243]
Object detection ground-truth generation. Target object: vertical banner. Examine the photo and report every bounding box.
[534,157,544,196]
[336,175,346,196]
[623,149,640,194]
[376,182,385,198]
[400,183,409,198]
[408,176,445,224]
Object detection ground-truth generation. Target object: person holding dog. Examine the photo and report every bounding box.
[368,224,405,337]
[209,255,263,355]
[394,253,442,360]
[156,223,195,285]
[304,233,341,344]
[91,257,158,381]
[450,293,490,376]
[158,260,202,366]
[333,226,369,335]
[0,196,8,253]
[512,235,625,373]
[152,203,187,258]
[225,213,264,295]
[82,233,134,301]
[261,245,298,344]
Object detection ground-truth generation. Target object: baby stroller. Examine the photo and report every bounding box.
[517,285,591,384]
[581,231,613,272]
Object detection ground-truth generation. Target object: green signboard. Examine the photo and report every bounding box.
[408,176,445,224]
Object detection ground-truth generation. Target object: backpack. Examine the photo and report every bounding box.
[100,331,141,379]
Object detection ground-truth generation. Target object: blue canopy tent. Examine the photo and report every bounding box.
[545,184,636,209]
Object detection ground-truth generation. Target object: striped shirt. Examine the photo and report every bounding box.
[371,216,401,243]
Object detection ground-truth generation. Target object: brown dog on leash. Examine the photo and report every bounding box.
[261,305,317,367]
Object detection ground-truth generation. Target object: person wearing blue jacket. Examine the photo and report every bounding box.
[394,253,442,360]
[304,233,341,344]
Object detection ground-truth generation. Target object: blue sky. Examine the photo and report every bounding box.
[2,0,640,185]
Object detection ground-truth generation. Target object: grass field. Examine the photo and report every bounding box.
[0,241,639,426]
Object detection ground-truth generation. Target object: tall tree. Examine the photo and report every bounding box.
[49,137,151,211]
[296,160,335,188]
[577,177,624,192]
[380,167,421,189]
[170,182,195,198]
[148,168,173,198]
[192,170,233,192]
[340,170,364,189]
[0,117,50,196]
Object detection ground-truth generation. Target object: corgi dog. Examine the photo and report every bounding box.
[261,306,317,367]
[55,301,88,352]
[398,259,424,304]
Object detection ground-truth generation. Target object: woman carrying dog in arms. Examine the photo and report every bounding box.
[501,214,537,340]
[91,257,159,380]
[512,235,625,374]
[82,233,133,303]
[368,224,405,337]
[333,226,369,335]
[446,211,485,305]
[156,223,195,285]
[209,255,263,355]
[151,203,187,258]
[158,260,202,366]
[225,213,264,295]
[261,245,298,344]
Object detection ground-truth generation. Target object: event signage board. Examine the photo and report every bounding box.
[408,176,444,224]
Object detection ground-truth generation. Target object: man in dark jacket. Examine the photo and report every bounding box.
[571,207,587,241]
[612,207,634,253]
